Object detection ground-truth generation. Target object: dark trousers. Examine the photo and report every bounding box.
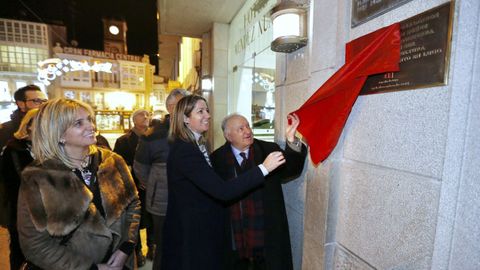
[152,214,165,270]
[9,227,25,270]
[225,250,266,270]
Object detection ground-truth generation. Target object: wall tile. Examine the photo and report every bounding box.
[336,161,440,269]
[286,47,310,84]
[343,88,450,178]
[212,49,228,77]
[212,23,229,50]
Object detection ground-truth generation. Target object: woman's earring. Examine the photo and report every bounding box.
[59,138,66,145]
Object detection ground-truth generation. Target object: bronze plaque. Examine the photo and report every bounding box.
[352,0,413,27]
[360,2,453,95]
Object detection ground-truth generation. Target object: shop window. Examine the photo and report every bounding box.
[231,47,276,142]
[15,81,27,90]
[120,63,146,90]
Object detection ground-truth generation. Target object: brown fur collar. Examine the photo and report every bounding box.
[21,148,137,236]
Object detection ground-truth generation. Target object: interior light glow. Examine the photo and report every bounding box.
[202,77,213,91]
[105,92,135,111]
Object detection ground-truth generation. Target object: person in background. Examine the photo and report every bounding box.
[17,98,141,269]
[210,113,307,270]
[161,95,286,270]
[114,108,153,267]
[133,88,188,268]
[0,84,47,150]
[0,86,46,232]
[1,85,46,240]
[0,108,38,270]
[96,132,112,150]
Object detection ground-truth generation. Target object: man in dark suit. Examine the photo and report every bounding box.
[211,113,307,270]
[0,85,47,266]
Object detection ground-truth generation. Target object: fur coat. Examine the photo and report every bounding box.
[17,148,141,270]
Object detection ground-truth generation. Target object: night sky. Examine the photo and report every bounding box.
[1,0,159,72]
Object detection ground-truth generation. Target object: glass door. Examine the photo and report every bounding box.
[229,47,276,142]
[251,47,276,142]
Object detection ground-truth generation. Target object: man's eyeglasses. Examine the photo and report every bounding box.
[25,98,48,105]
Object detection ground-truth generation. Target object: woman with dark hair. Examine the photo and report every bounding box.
[17,98,141,270]
[161,95,286,270]
[0,108,38,270]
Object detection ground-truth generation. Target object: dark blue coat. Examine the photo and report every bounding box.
[161,139,266,270]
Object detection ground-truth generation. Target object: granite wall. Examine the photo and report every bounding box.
[275,0,480,269]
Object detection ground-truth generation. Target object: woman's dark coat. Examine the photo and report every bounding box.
[211,139,307,270]
[17,148,141,270]
[0,138,33,228]
[161,139,267,270]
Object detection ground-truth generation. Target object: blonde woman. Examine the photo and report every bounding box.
[17,98,141,270]
[0,108,38,270]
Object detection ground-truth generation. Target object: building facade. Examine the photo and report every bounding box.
[38,44,155,144]
[206,0,480,269]
[0,18,51,123]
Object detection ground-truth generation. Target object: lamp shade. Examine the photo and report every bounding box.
[270,2,307,53]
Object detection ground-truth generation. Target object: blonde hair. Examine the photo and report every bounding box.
[31,98,97,168]
[168,95,208,143]
[13,108,39,140]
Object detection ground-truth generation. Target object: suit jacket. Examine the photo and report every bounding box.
[211,139,307,270]
[161,139,267,270]
[17,148,141,270]
[113,129,139,166]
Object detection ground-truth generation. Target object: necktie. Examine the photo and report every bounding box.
[198,142,212,167]
[239,152,248,169]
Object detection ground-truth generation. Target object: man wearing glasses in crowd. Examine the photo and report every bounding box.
[0,84,47,267]
[0,84,48,150]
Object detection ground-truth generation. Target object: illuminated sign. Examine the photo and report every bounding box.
[37,58,113,85]
[62,47,142,62]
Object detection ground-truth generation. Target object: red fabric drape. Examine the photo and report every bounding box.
[292,23,401,165]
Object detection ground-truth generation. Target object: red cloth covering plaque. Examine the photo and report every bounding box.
[292,23,401,165]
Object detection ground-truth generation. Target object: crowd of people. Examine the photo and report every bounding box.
[0,85,307,270]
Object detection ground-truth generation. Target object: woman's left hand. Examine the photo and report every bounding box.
[107,250,128,268]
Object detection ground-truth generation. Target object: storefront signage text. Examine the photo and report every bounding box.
[234,0,273,54]
[63,47,141,62]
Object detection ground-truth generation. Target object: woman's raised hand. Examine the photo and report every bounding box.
[262,151,286,172]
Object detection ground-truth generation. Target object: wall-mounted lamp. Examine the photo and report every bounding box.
[270,1,308,53]
[201,76,213,91]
